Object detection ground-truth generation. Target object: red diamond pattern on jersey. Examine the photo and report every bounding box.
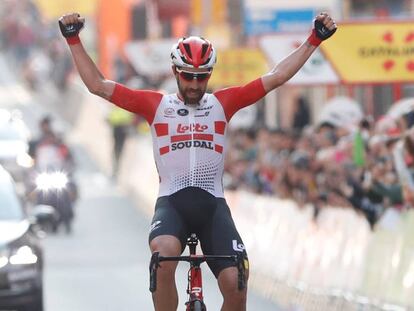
[215,145,223,153]
[193,134,213,141]
[155,123,170,155]
[159,146,170,155]
[171,134,192,142]
[154,123,169,136]
[214,121,226,134]
[214,121,225,154]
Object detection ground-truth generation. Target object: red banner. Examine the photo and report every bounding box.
[155,0,190,20]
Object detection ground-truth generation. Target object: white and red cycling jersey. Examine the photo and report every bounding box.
[110,78,266,198]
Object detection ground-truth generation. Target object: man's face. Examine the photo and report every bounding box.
[174,66,211,106]
[40,121,52,135]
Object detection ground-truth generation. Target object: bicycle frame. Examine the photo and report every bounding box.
[149,233,246,310]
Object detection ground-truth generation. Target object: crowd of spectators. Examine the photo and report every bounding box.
[2,1,413,232]
[0,0,73,90]
[224,107,414,229]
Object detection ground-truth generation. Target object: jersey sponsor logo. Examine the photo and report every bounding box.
[195,111,210,117]
[149,220,162,233]
[177,108,189,116]
[164,108,175,116]
[196,105,213,111]
[171,140,214,151]
[232,240,245,252]
[177,123,208,133]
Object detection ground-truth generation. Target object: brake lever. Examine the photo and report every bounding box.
[236,254,247,290]
[149,252,161,292]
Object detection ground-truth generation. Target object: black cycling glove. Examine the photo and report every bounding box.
[314,19,337,41]
[58,19,84,38]
[308,17,337,46]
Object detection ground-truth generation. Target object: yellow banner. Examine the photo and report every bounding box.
[35,0,98,19]
[209,49,268,88]
[322,22,414,83]
[191,0,202,26]
[212,0,227,24]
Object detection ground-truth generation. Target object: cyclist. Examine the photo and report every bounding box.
[59,12,336,311]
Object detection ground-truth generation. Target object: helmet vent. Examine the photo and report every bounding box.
[201,44,208,59]
[183,43,193,59]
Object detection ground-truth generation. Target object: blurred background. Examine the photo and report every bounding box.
[0,0,414,310]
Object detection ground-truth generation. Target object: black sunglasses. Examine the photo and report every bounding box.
[176,68,211,82]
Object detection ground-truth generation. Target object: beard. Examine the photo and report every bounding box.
[177,79,205,106]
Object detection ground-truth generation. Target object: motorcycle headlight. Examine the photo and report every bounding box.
[36,171,68,191]
[9,246,38,265]
[53,172,69,189]
[16,152,34,168]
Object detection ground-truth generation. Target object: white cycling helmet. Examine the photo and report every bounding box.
[171,36,217,69]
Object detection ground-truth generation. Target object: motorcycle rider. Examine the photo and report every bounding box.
[28,116,75,172]
[28,116,77,233]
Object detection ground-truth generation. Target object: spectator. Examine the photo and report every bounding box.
[107,107,135,178]
[223,105,414,230]
[393,126,414,206]
[292,96,311,132]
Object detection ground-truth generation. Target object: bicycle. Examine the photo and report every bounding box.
[149,233,247,311]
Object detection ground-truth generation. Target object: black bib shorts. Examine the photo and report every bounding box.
[148,187,248,278]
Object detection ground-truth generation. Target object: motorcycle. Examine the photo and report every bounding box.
[30,169,77,234]
[26,135,78,234]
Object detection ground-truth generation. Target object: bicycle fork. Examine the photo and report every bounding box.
[185,234,204,310]
[186,260,205,309]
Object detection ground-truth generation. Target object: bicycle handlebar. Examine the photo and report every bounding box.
[149,252,246,293]
[158,254,238,263]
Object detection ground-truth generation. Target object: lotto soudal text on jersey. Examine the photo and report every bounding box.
[109,79,266,198]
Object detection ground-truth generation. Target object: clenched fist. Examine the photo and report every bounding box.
[58,13,85,38]
[308,12,337,46]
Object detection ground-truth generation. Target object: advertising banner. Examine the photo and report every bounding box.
[260,34,339,85]
[244,8,314,36]
[242,0,338,36]
[155,0,190,20]
[35,0,98,19]
[243,0,336,9]
[208,49,268,88]
[97,0,131,78]
[322,22,414,83]
[125,39,177,76]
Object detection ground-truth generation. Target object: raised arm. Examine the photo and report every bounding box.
[262,12,337,93]
[59,13,115,100]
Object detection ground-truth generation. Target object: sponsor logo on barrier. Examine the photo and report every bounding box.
[322,22,414,83]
